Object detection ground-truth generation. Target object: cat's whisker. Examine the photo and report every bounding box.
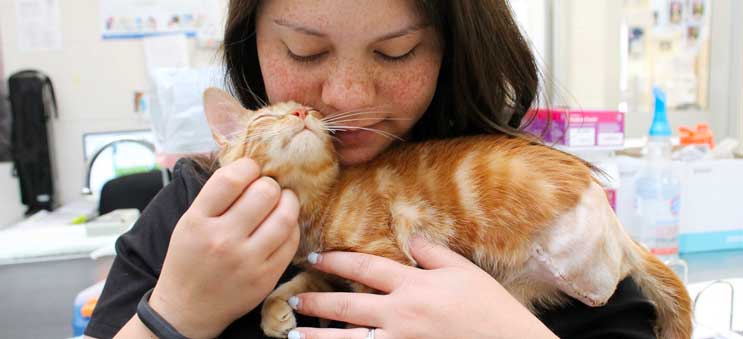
[325,125,405,142]
[221,130,247,140]
[242,126,293,143]
[327,134,343,144]
[324,117,411,125]
[323,113,399,123]
[219,119,286,139]
[243,130,286,143]
[320,106,392,120]
[322,110,393,123]
[323,105,390,116]
[223,127,276,141]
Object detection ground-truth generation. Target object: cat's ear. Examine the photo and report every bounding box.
[203,87,251,148]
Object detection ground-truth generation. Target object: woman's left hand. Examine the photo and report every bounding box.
[287,236,558,339]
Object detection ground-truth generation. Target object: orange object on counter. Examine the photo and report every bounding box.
[679,123,715,149]
[80,297,98,318]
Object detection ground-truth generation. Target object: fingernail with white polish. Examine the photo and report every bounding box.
[307,252,321,265]
[288,329,303,339]
[288,296,300,310]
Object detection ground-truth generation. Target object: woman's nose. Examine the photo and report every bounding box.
[321,61,376,112]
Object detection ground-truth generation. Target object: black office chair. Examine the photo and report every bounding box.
[98,169,170,215]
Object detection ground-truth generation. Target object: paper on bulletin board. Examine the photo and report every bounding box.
[623,0,711,112]
[15,0,63,52]
[143,34,190,72]
[100,0,223,40]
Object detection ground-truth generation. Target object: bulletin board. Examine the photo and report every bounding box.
[100,0,222,40]
[621,0,711,112]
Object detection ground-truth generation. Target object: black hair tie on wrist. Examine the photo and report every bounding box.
[137,288,196,339]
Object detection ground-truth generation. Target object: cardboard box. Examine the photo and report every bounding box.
[617,157,743,254]
[677,159,743,253]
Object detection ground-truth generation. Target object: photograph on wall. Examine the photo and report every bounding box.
[690,0,705,20]
[669,0,683,25]
[100,0,220,40]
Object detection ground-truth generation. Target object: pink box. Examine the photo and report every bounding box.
[523,109,625,148]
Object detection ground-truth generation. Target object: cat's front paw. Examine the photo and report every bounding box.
[261,295,298,338]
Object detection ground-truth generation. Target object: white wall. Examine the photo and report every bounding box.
[552,0,621,111]
[0,163,25,227]
[0,0,225,226]
[707,0,742,142]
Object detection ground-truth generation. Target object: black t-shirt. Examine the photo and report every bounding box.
[85,159,657,339]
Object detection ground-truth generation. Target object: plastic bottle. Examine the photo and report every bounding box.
[72,280,105,336]
[634,87,686,279]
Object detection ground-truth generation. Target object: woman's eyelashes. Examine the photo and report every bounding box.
[285,45,419,65]
[374,46,418,63]
[287,49,328,64]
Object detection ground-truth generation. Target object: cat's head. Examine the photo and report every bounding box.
[203,88,338,191]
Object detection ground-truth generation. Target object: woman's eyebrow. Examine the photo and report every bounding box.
[374,23,427,42]
[273,19,426,41]
[274,19,326,37]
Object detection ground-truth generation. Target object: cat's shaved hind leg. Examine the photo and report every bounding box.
[261,271,334,338]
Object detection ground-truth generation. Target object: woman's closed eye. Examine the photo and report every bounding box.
[286,47,419,65]
[375,45,418,63]
[287,49,328,64]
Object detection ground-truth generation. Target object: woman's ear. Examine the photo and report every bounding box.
[203,87,250,148]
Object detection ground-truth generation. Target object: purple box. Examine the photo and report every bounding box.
[523,109,625,148]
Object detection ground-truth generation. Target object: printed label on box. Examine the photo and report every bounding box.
[569,128,595,147]
[598,133,624,146]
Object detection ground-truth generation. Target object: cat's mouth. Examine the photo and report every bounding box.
[284,120,324,147]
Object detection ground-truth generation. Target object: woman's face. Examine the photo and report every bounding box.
[256,0,443,165]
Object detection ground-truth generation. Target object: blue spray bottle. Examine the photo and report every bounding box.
[634,87,687,280]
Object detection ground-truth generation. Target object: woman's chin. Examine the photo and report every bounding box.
[336,143,390,166]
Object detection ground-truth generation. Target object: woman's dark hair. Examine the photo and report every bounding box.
[223,0,540,141]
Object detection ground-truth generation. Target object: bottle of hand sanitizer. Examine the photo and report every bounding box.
[634,87,685,279]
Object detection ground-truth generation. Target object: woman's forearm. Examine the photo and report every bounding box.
[111,315,157,339]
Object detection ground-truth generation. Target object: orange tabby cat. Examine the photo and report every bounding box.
[202,88,692,339]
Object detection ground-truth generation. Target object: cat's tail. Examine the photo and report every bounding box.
[629,243,693,338]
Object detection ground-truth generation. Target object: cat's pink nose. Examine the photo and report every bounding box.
[291,109,307,120]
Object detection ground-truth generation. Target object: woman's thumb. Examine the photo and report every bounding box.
[409,236,472,270]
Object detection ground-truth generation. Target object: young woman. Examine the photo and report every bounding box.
[85,1,657,338]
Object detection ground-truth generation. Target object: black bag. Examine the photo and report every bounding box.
[8,70,58,215]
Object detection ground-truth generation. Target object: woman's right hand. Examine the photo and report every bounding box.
[148,158,301,339]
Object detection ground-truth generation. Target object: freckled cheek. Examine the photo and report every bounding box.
[379,62,440,124]
[260,59,322,105]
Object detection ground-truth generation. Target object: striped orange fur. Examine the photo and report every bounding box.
[203,88,692,339]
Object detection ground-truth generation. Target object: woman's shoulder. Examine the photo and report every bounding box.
[170,156,212,203]
[112,157,210,262]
